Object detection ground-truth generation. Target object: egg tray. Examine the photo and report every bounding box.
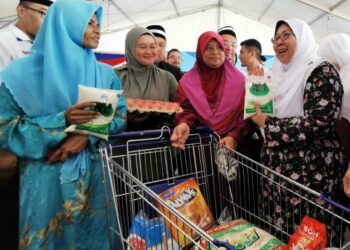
[126,98,183,114]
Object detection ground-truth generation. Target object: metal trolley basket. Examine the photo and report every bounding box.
[99,127,350,250]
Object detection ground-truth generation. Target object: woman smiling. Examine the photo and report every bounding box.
[115,27,178,131]
[251,19,344,246]
[0,0,126,249]
[171,31,245,150]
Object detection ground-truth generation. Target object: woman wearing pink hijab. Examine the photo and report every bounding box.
[170,31,246,149]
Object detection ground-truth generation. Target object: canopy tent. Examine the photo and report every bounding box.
[94,0,350,52]
[1,0,350,68]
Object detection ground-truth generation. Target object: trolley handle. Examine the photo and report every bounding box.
[109,125,213,139]
[213,239,236,250]
[109,127,171,138]
[109,135,214,150]
[320,194,350,213]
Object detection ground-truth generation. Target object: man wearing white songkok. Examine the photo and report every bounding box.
[318,33,350,199]
[251,18,344,246]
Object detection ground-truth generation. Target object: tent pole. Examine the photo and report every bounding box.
[217,0,223,30]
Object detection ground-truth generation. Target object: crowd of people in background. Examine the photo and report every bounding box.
[0,0,350,249]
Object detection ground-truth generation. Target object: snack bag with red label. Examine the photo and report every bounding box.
[157,178,215,247]
[283,216,327,250]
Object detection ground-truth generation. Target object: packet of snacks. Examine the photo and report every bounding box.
[65,85,123,140]
[244,72,274,119]
[127,211,180,250]
[199,219,286,250]
[156,178,214,247]
[282,216,327,250]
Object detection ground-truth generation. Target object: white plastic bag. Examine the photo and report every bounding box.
[215,147,238,181]
[244,73,274,119]
[64,85,122,140]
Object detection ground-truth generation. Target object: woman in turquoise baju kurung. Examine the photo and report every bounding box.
[0,0,126,249]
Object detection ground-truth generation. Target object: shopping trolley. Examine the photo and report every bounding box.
[99,127,350,250]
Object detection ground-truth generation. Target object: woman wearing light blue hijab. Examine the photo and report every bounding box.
[0,0,126,249]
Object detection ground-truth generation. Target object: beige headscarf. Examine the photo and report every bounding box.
[115,27,170,101]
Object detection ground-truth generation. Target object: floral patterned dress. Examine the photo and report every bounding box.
[260,62,344,245]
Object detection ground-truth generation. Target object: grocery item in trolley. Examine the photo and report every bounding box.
[282,216,327,250]
[244,73,274,119]
[199,219,286,249]
[65,85,122,140]
[126,98,183,114]
[127,211,180,250]
[157,178,215,247]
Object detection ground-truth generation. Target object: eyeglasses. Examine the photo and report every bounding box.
[271,32,293,44]
[168,55,181,60]
[23,6,46,18]
[223,40,238,49]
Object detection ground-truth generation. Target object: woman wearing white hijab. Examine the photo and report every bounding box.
[252,19,344,245]
[318,33,350,198]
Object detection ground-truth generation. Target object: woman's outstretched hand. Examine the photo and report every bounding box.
[219,136,238,150]
[170,123,190,150]
[47,134,88,163]
[65,102,99,125]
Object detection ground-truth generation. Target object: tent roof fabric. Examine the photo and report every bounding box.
[1,0,349,53]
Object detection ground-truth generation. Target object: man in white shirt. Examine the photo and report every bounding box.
[238,39,266,163]
[0,0,52,70]
[0,1,52,249]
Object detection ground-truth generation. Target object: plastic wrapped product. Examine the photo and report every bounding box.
[282,216,327,250]
[127,211,180,250]
[199,219,286,249]
[244,73,274,119]
[215,147,238,181]
[65,85,122,140]
[157,178,215,247]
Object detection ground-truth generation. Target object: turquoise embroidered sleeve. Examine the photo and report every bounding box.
[109,74,127,135]
[25,111,66,129]
[0,84,65,159]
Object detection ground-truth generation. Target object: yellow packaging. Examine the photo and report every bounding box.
[157,178,214,247]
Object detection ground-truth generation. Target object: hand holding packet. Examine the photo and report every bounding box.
[64,85,123,140]
[244,72,274,119]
